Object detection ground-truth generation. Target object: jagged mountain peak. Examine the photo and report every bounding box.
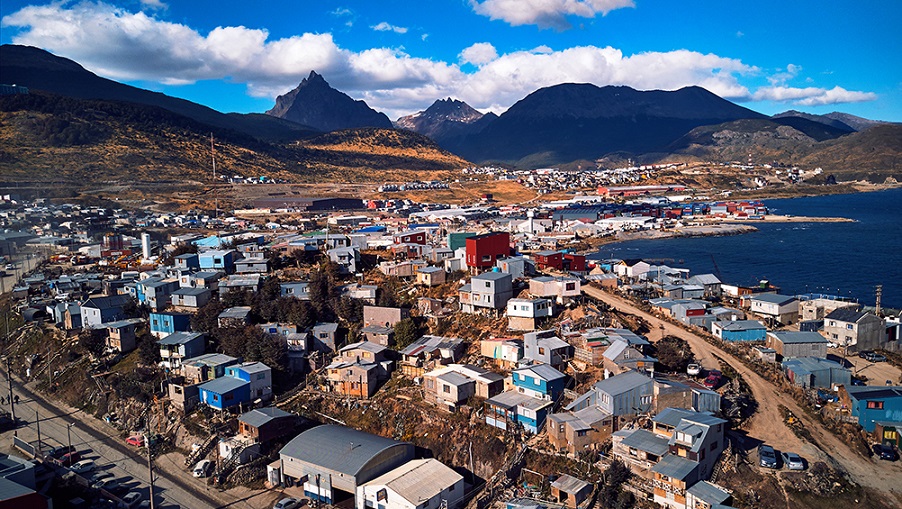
[394,98,485,137]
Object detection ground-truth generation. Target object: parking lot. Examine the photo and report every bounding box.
[828,348,902,385]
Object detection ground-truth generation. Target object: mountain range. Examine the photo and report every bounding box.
[1,44,899,184]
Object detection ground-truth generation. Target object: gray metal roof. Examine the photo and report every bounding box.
[157,331,203,345]
[550,473,590,493]
[474,271,511,282]
[238,407,293,428]
[686,481,731,504]
[593,371,653,396]
[173,287,209,296]
[279,425,412,477]
[768,331,828,344]
[750,293,796,305]
[620,429,670,456]
[824,307,868,323]
[717,320,765,331]
[653,407,726,427]
[651,454,698,480]
[362,459,462,503]
[198,376,248,394]
[437,371,472,386]
[515,363,566,382]
[219,306,252,318]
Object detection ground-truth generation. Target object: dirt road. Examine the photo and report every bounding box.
[583,285,902,499]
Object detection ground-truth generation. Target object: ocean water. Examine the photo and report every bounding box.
[589,187,902,309]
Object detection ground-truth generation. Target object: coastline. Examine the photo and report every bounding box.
[585,223,758,250]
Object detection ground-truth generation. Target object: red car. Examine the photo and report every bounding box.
[704,370,723,389]
[60,451,81,466]
[126,435,145,447]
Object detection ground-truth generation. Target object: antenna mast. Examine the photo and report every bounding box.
[875,285,883,317]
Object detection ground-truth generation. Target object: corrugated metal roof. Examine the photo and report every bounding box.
[651,454,698,480]
[198,376,248,394]
[238,407,293,428]
[686,481,731,504]
[279,425,412,477]
[620,429,670,456]
[750,293,795,305]
[157,332,203,345]
[363,459,462,503]
[593,371,653,396]
[551,473,590,493]
[515,363,566,382]
[768,331,827,344]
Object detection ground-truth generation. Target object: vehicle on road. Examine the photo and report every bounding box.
[92,477,121,491]
[872,443,899,461]
[781,451,805,470]
[704,370,723,389]
[273,498,302,509]
[69,459,96,475]
[758,445,779,469]
[120,491,143,508]
[868,353,887,362]
[687,363,701,376]
[858,350,874,359]
[193,459,214,478]
[126,435,145,447]
[46,445,75,459]
[60,451,82,466]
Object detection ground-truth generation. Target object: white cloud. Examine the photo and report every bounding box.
[0,2,876,119]
[753,85,877,106]
[736,31,744,38]
[460,42,498,66]
[767,63,802,85]
[421,33,429,41]
[139,0,167,10]
[471,0,634,30]
[332,8,352,17]
[371,21,408,34]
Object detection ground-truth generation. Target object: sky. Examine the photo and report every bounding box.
[1,1,900,121]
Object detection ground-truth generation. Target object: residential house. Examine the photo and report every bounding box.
[874,421,901,447]
[103,318,143,353]
[157,332,205,370]
[219,274,263,294]
[379,260,427,278]
[416,266,446,287]
[839,385,902,432]
[480,338,523,370]
[550,474,592,509]
[80,294,131,328]
[399,335,465,377]
[484,390,554,434]
[218,307,252,327]
[511,364,567,402]
[198,249,237,273]
[182,353,240,384]
[328,246,360,274]
[226,362,273,401]
[182,270,224,291]
[711,320,766,342]
[547,405,615,453]
[782,357,851,389]
[496,256,527,280]
[686,274,722,298]
[685,481,732,509]
[234,257,269,274]
[339,283,378,303]
[602,341,657,378]
[800,296,858,321]
[310,322,339,352]
[823,308,886,352]
[326,343,392,398]
[613,259,651,281]
[459,272,513,314]
[360,325,394,347]
[198,376,250,411]
[534,250,564,271]
[279,281,310,300]
[465,232,510,271]
[170,287,212,310]
[363,306,410,328]
[522,330,573,370]
[566,371,655,425]
[766,331,828,359]
[137,277,180,311]
[653,377,721,415]
[238,407,297,444]
[748,294,799,325]
[392,229,427,245]
[529,276,581,305]
[149,311,192,338]
[506,298,553,331]
[357,459,464,509]
[174,253,200,270]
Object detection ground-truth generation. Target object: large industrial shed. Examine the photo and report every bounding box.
[278,425,415,506]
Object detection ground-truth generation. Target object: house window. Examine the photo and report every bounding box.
[832,333,838,339]
[577,430,588,437]
[539,347,545,355]
[443,385,451,393]
[711,441,718,451]
[484,281,492,288]
[213,394,219,401]
[566,283,576,291]
[846,324,854,330]
[482,255,492,263]
[257,373,266,380]
[867,401,884,409]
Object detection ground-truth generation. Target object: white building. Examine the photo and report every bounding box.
[357,459,464,509]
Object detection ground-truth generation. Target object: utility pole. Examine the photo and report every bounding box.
[5,357,15,436]
[67,423,73,456]
[147,437,155,509]
[35,409,42,456]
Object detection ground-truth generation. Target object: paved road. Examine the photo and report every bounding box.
[582,285,902,498]
[0,368,222,509]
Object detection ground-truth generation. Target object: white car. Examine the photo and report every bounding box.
[687,363,701,376]
[193,459,214,478]
[70,459,96,475]
[120,491,143,508]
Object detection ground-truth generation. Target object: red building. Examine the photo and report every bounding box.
[393,229,426,245]
[534,250,563,271]
[563,253,586,272]
[466,232,510,269]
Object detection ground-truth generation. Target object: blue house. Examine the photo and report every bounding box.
[198,249,238,274]
[225,362,273,401]
[149,312,192,338]
[712,320,767,342]
[842,386,902,432]
[198,376,251,410]
[174,253,200,270]
[484,390,554,434]
[512,364,567,402]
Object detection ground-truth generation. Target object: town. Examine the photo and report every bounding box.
[0,186,899,509]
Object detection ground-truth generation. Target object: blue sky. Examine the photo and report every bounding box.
[2,1,900,121]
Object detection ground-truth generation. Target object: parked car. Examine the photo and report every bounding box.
[869,354,887,362]
[47,445,75,459]
[781,451,805,470]
[92,477,121,491]
[193,459,214,478]
[758,445,779,469]
[687,363,701,376]
[872,443,899,461]
[273,498,302,509]
[126,435,145,447]
[120,491,143,508]
[89,471,114,484]
[60,451,82,466]
[704,370,723,389]
[858,350,874,359]
[69,459,96,475]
